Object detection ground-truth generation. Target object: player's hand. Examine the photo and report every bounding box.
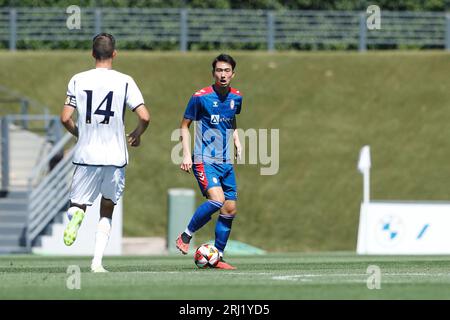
[181,155,192,173]
[235,141,242,161]
[127,131,141,147]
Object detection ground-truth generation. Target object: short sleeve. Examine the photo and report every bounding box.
[236,96,243,114]
[184,95,201,120]
[65,76,77,108]
[126,77,145,111]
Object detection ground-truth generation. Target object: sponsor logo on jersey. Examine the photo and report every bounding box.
[230,99,235,109]
[210,115,220,124]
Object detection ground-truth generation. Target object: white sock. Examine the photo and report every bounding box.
[67,206,83,221]
[184,228,193,237]
[92,217,112,267]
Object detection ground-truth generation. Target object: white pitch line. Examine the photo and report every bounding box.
[125,271,274,275]
[271,273,450,277]
[271,276,364,283]
[114,271,450,278]
[384,273,450,276]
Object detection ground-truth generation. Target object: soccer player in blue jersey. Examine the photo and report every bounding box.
[176,54,242,270]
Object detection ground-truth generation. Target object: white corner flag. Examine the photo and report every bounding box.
[358,145,371,174]
[358,145,371,204]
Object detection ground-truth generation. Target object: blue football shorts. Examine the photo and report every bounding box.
[192,162,237,201]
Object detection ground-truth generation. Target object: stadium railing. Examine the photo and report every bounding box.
[0,113,71,252]
[0,86,55,192]
[26,132,74,250]
[0,84,69,252]
[0,112,72,252]
[0,114,62,191]
[0,8,448,51]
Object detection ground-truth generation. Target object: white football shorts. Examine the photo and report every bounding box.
[69,165,125,205]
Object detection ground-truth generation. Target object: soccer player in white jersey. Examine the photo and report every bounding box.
[60,33,150,273]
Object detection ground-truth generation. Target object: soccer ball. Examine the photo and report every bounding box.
[194,244,220,268]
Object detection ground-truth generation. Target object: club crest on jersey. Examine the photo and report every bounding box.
[213,101,218,107]
[210,115,220,124]
[230,99,235,109]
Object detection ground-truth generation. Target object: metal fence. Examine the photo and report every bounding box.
[27,132,73,251]
[0,114,64,192]
[0,7,449,51]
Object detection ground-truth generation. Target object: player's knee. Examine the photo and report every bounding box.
[102,200,115,209]
[100,197,115,216]
[223,211,237,217]
[222,205,237,216]
[209,195,225,204]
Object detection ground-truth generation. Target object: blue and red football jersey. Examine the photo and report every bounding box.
[184,85,243,163]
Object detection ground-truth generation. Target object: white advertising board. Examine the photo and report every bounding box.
[357,201,450,254]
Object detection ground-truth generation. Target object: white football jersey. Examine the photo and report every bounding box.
[65,68,144,167]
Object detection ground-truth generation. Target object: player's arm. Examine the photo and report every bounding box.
[180,117,193,173]
[60,105,78,138]
[127,104,150,147]
[232,117,241,160]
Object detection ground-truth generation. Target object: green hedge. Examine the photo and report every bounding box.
[0,1,446,51]
[0,0,448,11]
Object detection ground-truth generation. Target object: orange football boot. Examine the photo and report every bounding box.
[175,233,190,255]
[214,257,236,270]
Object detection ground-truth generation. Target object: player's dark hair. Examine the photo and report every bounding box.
[92,33,115,60]
[212,54,236,71]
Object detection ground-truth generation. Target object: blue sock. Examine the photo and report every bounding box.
[215,214,235,254]
[187,200,223,233]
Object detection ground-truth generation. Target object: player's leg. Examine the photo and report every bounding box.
[91,197,115,273]
[91,166,125,273]
[67,203,87,219]
[64,166,101,246]
[214,164,237,269]
[215,200,237,255]
[63,202,87,246]
[214,200,237,270]
[176,163,224,254]
[176,186,224,254]
[188,186,225,234]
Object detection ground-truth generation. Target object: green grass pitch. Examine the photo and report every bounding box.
[1,252,450,299]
